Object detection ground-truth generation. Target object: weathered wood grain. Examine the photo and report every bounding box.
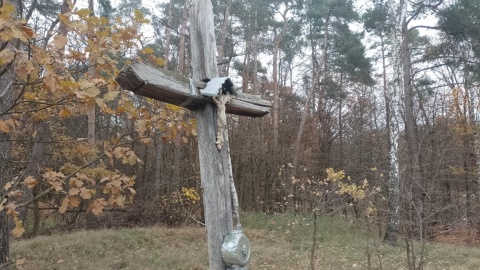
[190,0,232,269]
[116,62,271,118]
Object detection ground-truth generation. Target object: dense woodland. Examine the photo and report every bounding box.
[1,0,480,264]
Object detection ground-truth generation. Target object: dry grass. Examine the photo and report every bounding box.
[8,213,480,269]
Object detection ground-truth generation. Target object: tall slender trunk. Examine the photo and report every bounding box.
[251,5,259,94]
[0,50,14,266]
[154,132,163,195]
[163,0,173,69]
[19,0,70,235]
[401,9,424,238]
[177,0,189,75]
[20,122,51,234]
[87,0,96,146]
[290,16,329,209]
[384,0,406,246]
[0,0,21,262]
[172,141,182,187]
[217,0,232,76]
[271,6,289,152]
[242,44,251,93]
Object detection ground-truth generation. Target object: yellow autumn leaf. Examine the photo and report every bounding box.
[43,72,58,92]
[96,98,105,107]
[24,92,36,100]
[135,119,147,137]
[103,91,119,101]
[116,106,126,114]
[75,144,90,154]
[15,258,26,266]
[140,137,153,145]
[113,195,125,207]
[133,9,149,23]
[0,198,7,211]
[23,176,38,189]
[75,8,91,17]
[10,27,28,42]
[4,181,12,191]
[111,179,122,188]
[89,199,107,215]
[127,154,137,165]
[79,187,92,199]
[59,197,69,213]
[0,4,15,19]
[0,48,15,65]
[69,187,79,196]
[53,35,68,50]
[70,21,88,31]
[68,195,81,207]
[58,12,70,24]
[44,171,65,181]
[0,120,10,133]
[144,47,154,54]
[112,147,126,159]
[166,103,182,112]
[84,86,100,97]
[155,57,165,67]
[59,108,72,118]
[11,217,25,237]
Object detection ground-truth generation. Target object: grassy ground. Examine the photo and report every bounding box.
[9,213,480,269]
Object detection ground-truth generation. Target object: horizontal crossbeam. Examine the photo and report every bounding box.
[116,62,271,117]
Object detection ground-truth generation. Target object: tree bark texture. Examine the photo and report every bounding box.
[217,0,232,77]
[154,132,164,195]
[87,0,96,146]
[0,61,14,264]
[384,0,406,246]
[163,0,173,69]
[177,0,189,75]
[271,5,290,151]
[290,16,329,209]
[0,0,22,261]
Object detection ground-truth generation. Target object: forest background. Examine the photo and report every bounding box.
[1,0,480,265]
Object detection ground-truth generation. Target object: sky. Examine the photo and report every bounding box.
[101,0,442,96]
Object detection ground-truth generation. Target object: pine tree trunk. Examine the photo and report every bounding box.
[154,132,163,195]
[87,0,96,146]
[271,7,289,152]
[177,0,189,75]
[163,0,173,69]
[217,0,232,76]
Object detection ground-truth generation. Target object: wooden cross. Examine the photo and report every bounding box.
[116,1,271,269]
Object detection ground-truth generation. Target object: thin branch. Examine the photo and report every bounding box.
[16,153,107,208]
[408,25,442,32]
[0,61,13,79]
[0,97,69,116]
[180,200,205,226]
[25,0,38,21]
[406,0,443,25]
[152,14,190,39]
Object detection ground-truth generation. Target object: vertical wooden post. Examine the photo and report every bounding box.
[117,3,270,268]
[190,0,233,269]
